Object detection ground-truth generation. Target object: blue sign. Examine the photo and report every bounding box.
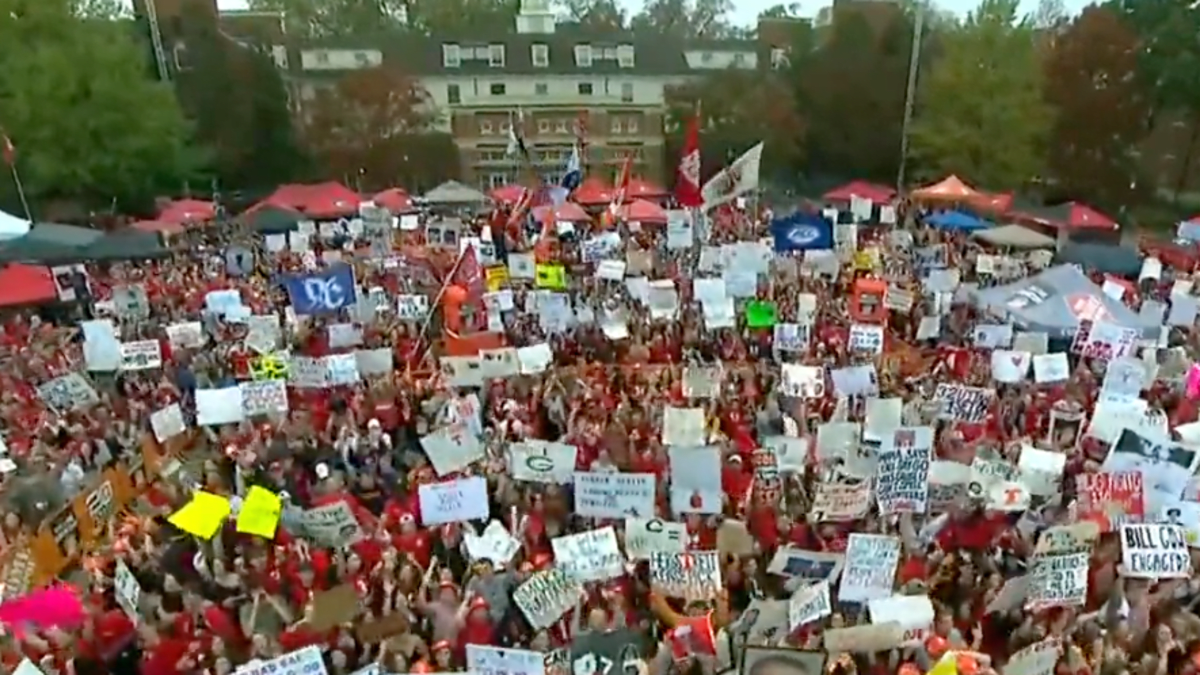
[285,265,357,314]
[770,212,833,252]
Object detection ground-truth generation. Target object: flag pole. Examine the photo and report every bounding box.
[417,245,468,347]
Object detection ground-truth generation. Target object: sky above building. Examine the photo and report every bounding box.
[214,0,1093,25]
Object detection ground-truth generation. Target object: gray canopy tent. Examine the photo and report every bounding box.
[971,264,1159,339]
[423,180,488,206]
[972,224,1055,249]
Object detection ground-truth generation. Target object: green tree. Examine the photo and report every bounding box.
[664,68,805,181]
[758,3,803,19]
[405,0,521,34]
[907,0,1052,189]
[300,67,453,191]
[247,0,410,37]
[172,2,308,190]
[630,0,734,38]
[554,0,627,28]
[1043,6,1148,207]
[794,12,910,184]
[0,0,200,206]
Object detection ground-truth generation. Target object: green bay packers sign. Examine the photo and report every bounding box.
[508,441,578,484]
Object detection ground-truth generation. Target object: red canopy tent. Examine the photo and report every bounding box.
[374,188,417,213]
[626,178,667,200]
[258,182,360,218]
[572,178,613,206]
[490,184,528,204]
[533,202,591,222]
[910,175,981,202]
[822,181,895,204]
[1065,202,1118,230]
[132,220,185,235]
[622,199,668,223]
[970,191,1013,213]
[158,198,215,224]
[0,264,57,307]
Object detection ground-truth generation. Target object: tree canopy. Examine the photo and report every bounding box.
[0,0,200,207]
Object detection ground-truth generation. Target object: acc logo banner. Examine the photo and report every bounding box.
[284,265,358,314]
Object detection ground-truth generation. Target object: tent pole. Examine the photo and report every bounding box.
[9,163,32,223]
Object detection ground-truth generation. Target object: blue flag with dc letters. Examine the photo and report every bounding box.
[284,265,357,314]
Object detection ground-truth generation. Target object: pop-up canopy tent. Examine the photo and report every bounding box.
[424,180,488,206]
[972,264,1158,339]
[925,210,993,232]
[0,209,30,240]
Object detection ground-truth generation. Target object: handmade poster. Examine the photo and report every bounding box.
[574,472,656,519]
[1075,472,1144,531]
[1103,427,1197,503]
[787,580,831,629]
[874,427,933,514]
[513,569,581,629]
[741,648,825,675]
[623,517,687,560]
[765,548,845,584]
[239,380,289,417]
[418,476,489,525]
[551,527,624,582]
[733,599,790,646]
[149,404,187,443]
[233,645,328,675]
[933,383,991,423]
[299,501,365,548]
[508,441,578,484]
[810,481,872,522]
[838,534,901,602]
[467,645,545,675]
[1026,540,1089,610]
[37,373,100,413]
[649,551,722,600]
[420,423,485,477]
[463,521,521,566]
[1120,523,1191,579]
[114,559,142,623]
[868,594,934,647]
[569,628,648,675]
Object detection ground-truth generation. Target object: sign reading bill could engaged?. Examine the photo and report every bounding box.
[1120,523,1191,578]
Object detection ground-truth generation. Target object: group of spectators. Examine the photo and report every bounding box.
[0,190,1193,675]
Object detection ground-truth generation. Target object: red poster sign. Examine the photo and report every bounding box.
[1076,471,1144,531]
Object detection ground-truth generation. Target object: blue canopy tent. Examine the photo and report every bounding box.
[926,210,992,232]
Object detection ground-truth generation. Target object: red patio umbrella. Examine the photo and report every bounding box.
[822,181,895,204]
[490,184,528,204]
[132,220,185,235]
[0,264,57,307]
[374,188,416,213]
[258,182,360,218]
[158,198,215,224]
[626,178,667,200]
[621,199,668,223]
[572,178,613,206]
[1066,202,1117,230]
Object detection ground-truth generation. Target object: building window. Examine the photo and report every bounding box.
[732,52,747,67]
[480,120,494,135]
[701,52,713,64]
[488,173,507,188]
[555,120,568,133]
[490,83,506,96]
[535,82,548,95]
[537,119,550,134]
[443,44,461,67]
[532,44,549,68]
[447,83,461,104]
[574,44,592,67]
[354,51,372,66]
[626,117,639,133]
[500,121,511,134]
[602,47,617,60]
[611,119,622,134]
[489,44,506,67]
[620,82,634,103]
[578,82,593,96]
[617,45,635,68]
[315,51,330,65]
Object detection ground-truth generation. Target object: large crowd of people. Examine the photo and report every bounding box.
[0,186,1194,675]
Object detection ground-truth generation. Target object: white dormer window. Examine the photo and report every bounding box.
[575,44,592,67]
[354,51,371,66]
[532,44,549,67]
[443,44,461,68]
[617,44,634,68]
[489,44,506,67]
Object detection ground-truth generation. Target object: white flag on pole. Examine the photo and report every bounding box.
[701,141,764,211]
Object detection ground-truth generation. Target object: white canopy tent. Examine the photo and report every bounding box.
[0,208,29,241]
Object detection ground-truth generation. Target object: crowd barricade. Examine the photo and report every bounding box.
[13,432,193,587]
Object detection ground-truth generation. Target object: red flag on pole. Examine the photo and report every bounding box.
[451,244,486,328]
[608,155,633,219]
[1,134,14,167]
[675,105,703,207]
